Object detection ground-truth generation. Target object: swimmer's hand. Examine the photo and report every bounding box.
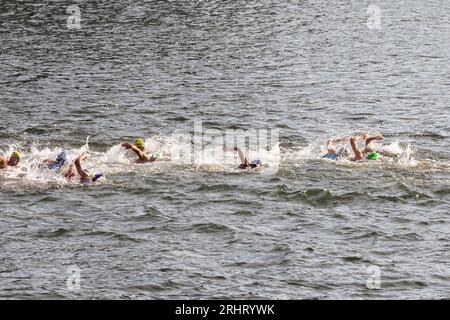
[122,142,133,149]
[357,133,369,140]
[77,153,89,162]
[223,146,239,152]
[373,134,384,140]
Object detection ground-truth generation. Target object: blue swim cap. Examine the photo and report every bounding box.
[56,151,68,165]
[250,160,262,167]
[48,151,68,169]
[322,153,339,161]
[92,172,104,182]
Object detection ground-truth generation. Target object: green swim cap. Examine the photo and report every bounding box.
[11,151,22,160]
[367,152,379,160]
[135,138,145,149]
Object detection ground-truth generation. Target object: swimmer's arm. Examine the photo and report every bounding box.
[64,164,76,180]
[355,133,369,141]
[326,139,336,154]
[364,134,384,152]
[138,155,157,163]
[350,136,364,161]
[234,147,249,165]
[365,134,384,146]
[327,136,349,154]
[122,143,151,161]
[331,136,350,143]
[224,146,249,166]
[74,154,90,181]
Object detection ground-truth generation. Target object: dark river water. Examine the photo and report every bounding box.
[1,0,449,299]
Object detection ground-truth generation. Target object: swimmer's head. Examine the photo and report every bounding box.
[11,151,22,160]
[8,151,22,166]
[135,138,145,150]
[92,172,104,182]
[367,152,380,160]
[240,161,262,169]
[55,151,68,165]
[249,160,262,168]
[47,151,68,170]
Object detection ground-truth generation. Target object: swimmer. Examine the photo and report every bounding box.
[41,151,68,170]
[322,136,350,161]
[121,138,157,164]
[64,153,104,184]
[350,133,384,161]
[0,151,22,170]
[223,146,262,169]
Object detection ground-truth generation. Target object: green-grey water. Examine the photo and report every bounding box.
[1,0,449,299]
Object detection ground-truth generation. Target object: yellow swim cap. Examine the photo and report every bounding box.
[11,151,22,160]
[135,138,145,149]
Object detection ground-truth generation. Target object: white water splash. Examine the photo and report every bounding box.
[0,134,446,187]
[286,136,423,168]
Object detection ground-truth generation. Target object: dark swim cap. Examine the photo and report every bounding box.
[92,172,104,182]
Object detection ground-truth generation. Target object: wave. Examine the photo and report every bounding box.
[274,182,447,206]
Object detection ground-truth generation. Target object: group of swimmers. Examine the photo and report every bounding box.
[0,132,385,184]
[0,138,153,184]
[322,133,384,161]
